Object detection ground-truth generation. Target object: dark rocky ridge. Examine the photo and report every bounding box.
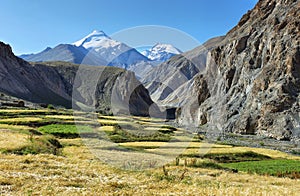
[0,42,154,116]
[177,0,300,141]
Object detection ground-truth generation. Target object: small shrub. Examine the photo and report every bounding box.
[163,165,168,176]
[47,104,55,109]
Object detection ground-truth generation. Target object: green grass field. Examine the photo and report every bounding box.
[221,159,300,178]
[38,124,94,138]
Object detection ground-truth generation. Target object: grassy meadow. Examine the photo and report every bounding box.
[0,108,300,195]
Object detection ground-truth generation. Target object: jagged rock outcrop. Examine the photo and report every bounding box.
[0,41,154,116]
[178,0,300,141]
[142,36,224,105]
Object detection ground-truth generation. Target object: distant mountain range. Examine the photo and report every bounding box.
[19,44,107,66]
[0,41,156,116]
[20,30,182,76]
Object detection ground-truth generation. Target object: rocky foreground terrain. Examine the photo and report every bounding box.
[177,0,300,141]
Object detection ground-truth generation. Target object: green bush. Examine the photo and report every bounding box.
[47,104,55,109]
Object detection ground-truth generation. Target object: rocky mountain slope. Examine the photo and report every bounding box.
[177,0,300,141]
[0,41,154,116]
[142,36,224,105]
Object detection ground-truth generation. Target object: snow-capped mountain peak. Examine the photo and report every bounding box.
[72,30,149,68]
[142,43,182,62]
[73,30,111,48]
[152,43,182,54]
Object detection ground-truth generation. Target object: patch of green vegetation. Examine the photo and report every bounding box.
[0,109,71,117]
[104,127,172,143]
[182,151,271,163]
[47,104,55,109]
[0,116,75,127]
[222,159,300,179]
[204,151,271,163]
[38,124,94,138]
[184,159,224,169]
[160,125,177,131]
[3,135,62,155]
[291,150,300,155]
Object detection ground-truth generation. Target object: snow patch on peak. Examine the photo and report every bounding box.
[142,43,182,62]
[73,30,111,47]
[152,43,182,54]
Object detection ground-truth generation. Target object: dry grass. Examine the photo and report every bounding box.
[0,124,32,131]
[97,126,115,132]
[0,129,30,151]
[98,119,132,126]
[144,127,171,132]
[181,145,300,160]
[0,109,50,113]
[0,117,43,123]
[133,117,166,123]
[44,115,88,120]
[99,115,132,121]
[1,144,300,195]
[121,142,232,149]
[120,142,168,148]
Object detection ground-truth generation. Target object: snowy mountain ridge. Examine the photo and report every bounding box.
[142,43,182,62]
[73,30,147,68]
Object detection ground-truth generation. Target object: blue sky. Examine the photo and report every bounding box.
[0,0,258,55]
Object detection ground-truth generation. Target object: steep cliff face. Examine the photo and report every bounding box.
[178,0,300,141]
[0,42,71,107]
[0,42,154,116]
[142,36,224,105]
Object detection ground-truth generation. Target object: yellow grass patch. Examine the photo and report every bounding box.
[44,115,86,120]
[181,144,300,160]
[0,117,43,123]
[97,126,115,132]
[119,142,168,147]
[0,124,31,131]
[0,144,300,195]
[0,129,29,150]
[0,109,49,113]
[144,127,170,132]
[132,116,166,123]
[99,115,131,121]
[98,119,135,126]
